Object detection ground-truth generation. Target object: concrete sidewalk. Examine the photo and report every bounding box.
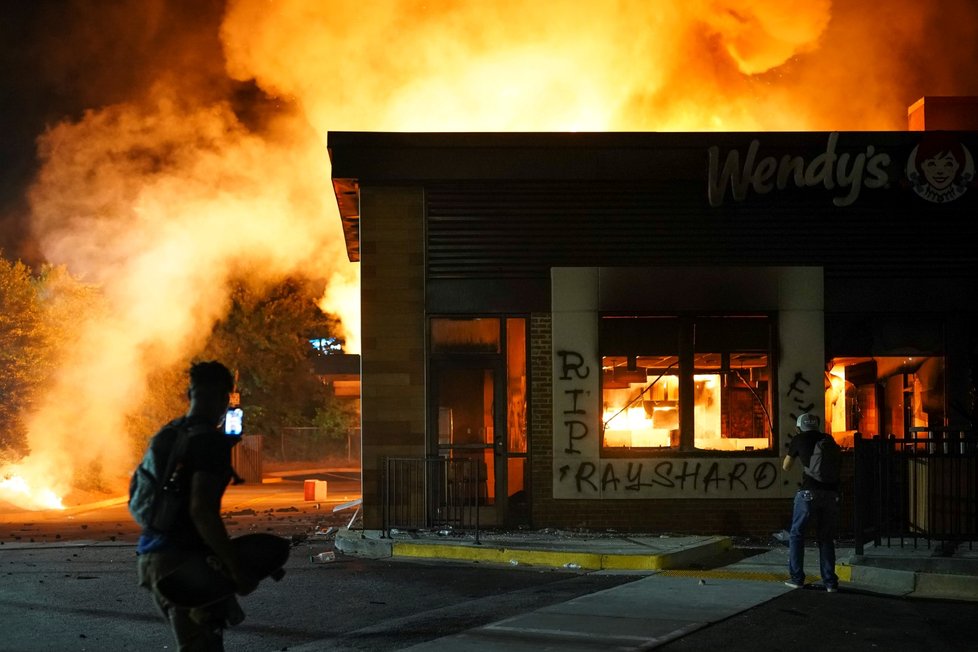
[336,527,978,601]
[331,528,978,651]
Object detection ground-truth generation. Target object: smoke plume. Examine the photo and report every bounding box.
[2,0,976,507]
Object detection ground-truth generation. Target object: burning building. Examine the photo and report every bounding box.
[329,96,977,536]
[4,1,976,521]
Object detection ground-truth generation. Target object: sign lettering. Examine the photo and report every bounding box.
[708,132,891,208]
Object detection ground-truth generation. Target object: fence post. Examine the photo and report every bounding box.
[854,432,865,555]
[475,457,481,545]
[382,457,389,538]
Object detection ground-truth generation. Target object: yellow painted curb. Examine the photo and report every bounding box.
[393,537,854,586]
[836,564,853,582]
[663,562,852,585]
[392,536,732,571]
[393,542,605,568]
[661,569,788,582]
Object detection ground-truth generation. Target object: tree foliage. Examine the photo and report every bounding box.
[0,257,45,452]
[198,276,355,459]
[0,256,102,455]
[1,252,353,465]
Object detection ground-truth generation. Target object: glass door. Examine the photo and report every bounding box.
[429,317,528,527]
[432,361,500,515]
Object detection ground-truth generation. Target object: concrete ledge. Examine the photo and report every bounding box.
[333,531,978,599]
[846,564,978,600]
[335,529,392,559]
[391,536,732,571]
[913,572,978,601]
[848,564,916,594]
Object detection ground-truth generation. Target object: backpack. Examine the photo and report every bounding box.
[804,434,841,484]
[128,420,204,531]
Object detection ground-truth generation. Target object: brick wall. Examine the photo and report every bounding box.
[529,313,554,527]
[359,186,426,529]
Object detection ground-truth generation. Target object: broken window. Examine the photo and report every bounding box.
[825,356,945,448]
[601,316,774,452]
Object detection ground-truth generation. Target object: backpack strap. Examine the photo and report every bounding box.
[159,422,215,482]
[157,423,192,490]
[147,422,219,530]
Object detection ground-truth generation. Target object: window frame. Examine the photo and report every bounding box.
[599,313,778,457]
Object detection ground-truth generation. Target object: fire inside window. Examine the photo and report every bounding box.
[600,316,774,452]
[824,356,944,448]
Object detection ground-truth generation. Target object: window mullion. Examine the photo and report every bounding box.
[679,318,695,450]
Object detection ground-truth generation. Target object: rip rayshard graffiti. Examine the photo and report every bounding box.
[553,348,784,499]
[556,350,592,455]
[556,458,781,497]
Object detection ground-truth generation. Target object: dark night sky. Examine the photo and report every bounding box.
[0,0,233,264]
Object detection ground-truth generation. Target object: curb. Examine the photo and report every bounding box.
[847,563,915,593]
[846,564,978,601]
[335,530,393,559]
[61,495,129,514]
[338,531,732,571]
[333,530,978,600]
[913,571,978,601]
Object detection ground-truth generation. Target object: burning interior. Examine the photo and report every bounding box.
[600,315,773,452]
[825,356,944,448]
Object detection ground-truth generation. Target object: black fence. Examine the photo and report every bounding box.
[268,427,360,463]
[382,457,481,542]
[231,435,263,483]
[854,427,977,554]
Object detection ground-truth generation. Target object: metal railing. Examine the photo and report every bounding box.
[854,427,977,554]
[382,456,481,542]
[271,427,360,462]
[231,435,263,483]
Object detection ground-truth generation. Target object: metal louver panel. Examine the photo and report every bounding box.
[426,181,978,282]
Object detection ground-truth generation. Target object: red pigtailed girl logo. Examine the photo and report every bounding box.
[905,135,975,203]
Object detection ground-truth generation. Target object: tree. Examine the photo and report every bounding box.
[198,276,353,460]
[1,255,352,467]
[0,257,46,453]
[0,257,102,456]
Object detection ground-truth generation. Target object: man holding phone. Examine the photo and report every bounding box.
[135,360,256,650]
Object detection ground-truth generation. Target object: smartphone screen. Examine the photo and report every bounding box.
[225,408,243,436]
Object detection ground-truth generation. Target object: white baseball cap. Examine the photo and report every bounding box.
[796,413,820,431]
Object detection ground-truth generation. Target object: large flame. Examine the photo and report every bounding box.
[3,0,977,509]
[0,463,65,511]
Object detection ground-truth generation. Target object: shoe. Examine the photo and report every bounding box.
[826,586,838,593]
[784,580,804,589]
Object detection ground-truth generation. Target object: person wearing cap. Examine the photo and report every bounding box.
[782,412,840,592]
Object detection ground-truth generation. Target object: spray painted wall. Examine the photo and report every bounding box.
[552,266,823,499]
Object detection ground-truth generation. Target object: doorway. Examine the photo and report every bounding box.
[429,317,528,527]
[825,356,945,446]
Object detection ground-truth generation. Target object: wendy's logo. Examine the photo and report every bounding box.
[905,136,975,203]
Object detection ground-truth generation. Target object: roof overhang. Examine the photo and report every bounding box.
[331,177,360,262]
[326,126,978,261]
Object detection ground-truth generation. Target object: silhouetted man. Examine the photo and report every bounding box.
[136,361,256,650]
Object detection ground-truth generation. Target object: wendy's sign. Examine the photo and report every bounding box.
[707,132,974,207]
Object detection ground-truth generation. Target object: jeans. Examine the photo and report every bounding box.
[138,551,242,652]
[787,489,839,588]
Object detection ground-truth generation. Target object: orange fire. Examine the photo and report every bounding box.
[2,0,973,509]
[0,463,66,511]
